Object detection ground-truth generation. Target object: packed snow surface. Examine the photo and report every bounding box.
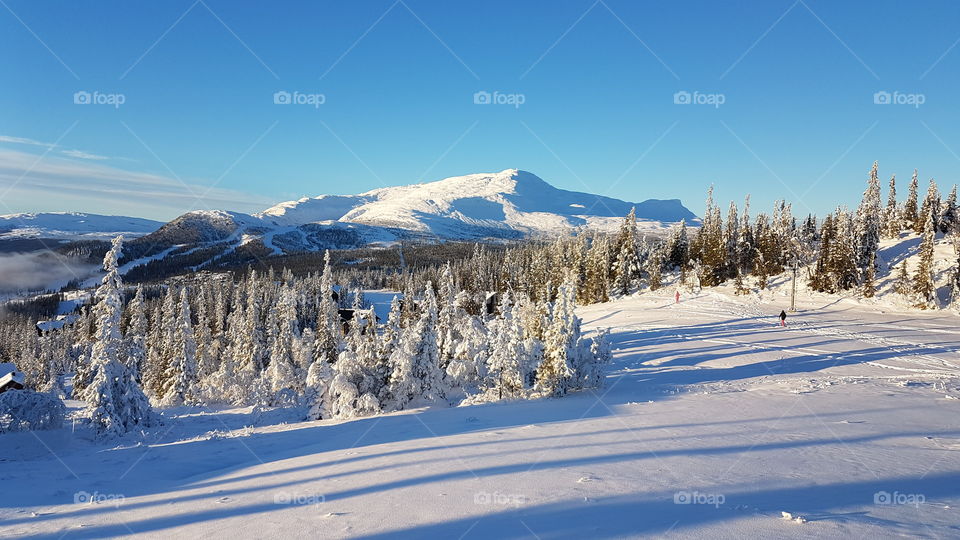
[2,287,959,538]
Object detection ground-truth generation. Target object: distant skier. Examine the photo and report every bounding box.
[675,290,680,304]
[779,310,787,327]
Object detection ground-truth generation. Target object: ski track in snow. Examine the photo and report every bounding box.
[2,287,960,538]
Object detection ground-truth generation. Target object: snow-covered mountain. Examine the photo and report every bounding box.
[123,169,694,266]
[0,212,162,240]
[256,169,694,237]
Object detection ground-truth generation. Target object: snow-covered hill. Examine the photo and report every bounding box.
[3,286,958,538]
[0,212,162,240]
[116,169,695,272]
[257,169,694,237]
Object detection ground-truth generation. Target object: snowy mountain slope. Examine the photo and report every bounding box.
[3,287,959,538]
[257,169,695,237]
[111,169,694,274]
[0,212,162,240]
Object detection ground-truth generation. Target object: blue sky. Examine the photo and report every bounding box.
[2,0,960,220]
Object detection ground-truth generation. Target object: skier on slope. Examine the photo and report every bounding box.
[779,310,787,327]
[675,290,680,304]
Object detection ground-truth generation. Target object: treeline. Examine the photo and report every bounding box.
[14,238,610,436]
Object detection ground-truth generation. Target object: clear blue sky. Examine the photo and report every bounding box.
[2,0,960,220]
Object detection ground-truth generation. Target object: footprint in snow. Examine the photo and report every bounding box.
[217,497,231,503]
[577,476,599,483]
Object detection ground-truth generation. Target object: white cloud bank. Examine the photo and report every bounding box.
[0,147,276,221]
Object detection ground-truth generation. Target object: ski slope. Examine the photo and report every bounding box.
[2,288,959,538]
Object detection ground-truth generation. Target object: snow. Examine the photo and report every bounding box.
[258,169,693,239]
[0,212,162,240]
[2,276,959,537]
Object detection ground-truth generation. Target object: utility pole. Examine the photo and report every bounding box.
[790,255,798,312]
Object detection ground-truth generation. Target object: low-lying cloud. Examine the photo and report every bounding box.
[0,251,97,293]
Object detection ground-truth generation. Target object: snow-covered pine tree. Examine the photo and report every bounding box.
[862,252,876,298]
[725,201,739,278]
[82,236,153,437]
[854,161,882,273]
[159,288,197,406]
[666,219,689,269]
[536,278,576,397]
[387,283,446,409]
[436,263,459,371]
[646,246,663,291]
[919,178,940,234]
[483,292,525,400]
[262,285,301,404]
[883,174,900,238]
[737,195,755,274]
[905,169,920,232]
[912,208,937,308]
[940,185,957,235]
[124,284,148,381]
[612,207,640,295]
[894,260,912,298]
[583,235,611,304]
[314,250,342,365]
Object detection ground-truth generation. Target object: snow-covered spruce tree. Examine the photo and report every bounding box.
[445,290,490,396]
[854,161,882,273]
[919,178,940,234]
[436,263,459,371]
[612,207,640,295]
[646,247,663,291]
[82,236,153,437]
[262,285,301,405]
[387,282,446,409]
[304,352,334,420]
[123,284,148,382]
[894,260,912,298]
[694,187,727,287]
[536,279,576,397]
[327,311,383,419]
[583,328,612,390]
[737,195,756,275]
[940,185,957,235]
[912,208,937,308]
[883,174,901,238]
[193,289,217,384]
[905,169,921,232]
[483,292,525,400]
[159,287,197,406]
[862,253,876,298]
[725,201,739,278]
[314,250,343,365]
[583,235,611,304]
[666,219,689,269]
[830,209,860,292]
[949,241,960,311]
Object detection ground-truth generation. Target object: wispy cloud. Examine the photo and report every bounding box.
[0,147,275,220]
[0,135,56,148]
[60,149,110,160]
[0,133,114,160]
